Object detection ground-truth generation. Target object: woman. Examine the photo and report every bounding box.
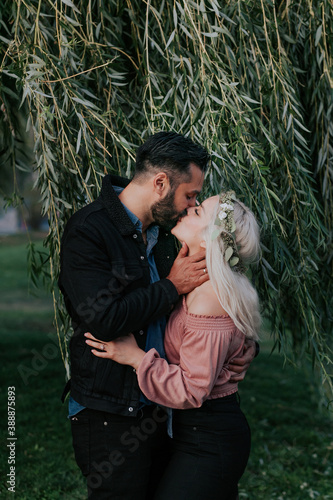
[85,191,261,499]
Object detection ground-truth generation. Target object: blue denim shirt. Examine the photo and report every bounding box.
[68,187,166,417]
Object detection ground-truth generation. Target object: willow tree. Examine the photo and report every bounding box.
[0,0,332,400]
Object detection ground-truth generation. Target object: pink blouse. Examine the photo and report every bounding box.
[137,296,246,409]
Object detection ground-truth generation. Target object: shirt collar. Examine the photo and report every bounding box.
[113,186,159,249]
[113,186,141,229]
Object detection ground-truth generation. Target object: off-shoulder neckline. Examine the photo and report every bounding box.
[182,295,230,319]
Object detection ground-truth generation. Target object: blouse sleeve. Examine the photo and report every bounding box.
[136,326,236,409]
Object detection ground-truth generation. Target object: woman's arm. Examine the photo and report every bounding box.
[84,332,145,370]
[85,328,240,410]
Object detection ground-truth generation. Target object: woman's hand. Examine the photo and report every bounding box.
[84,332,146,370]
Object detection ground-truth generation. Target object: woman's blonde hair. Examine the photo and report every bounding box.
[203,195,261,340]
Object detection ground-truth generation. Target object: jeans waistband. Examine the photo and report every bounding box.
[201,392,239,408]
[78,403,165,421]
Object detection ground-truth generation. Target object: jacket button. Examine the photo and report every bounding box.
[128,407,134,412]
[104,421,108,426]
[166,256,170,259]
[165,233,169,236]
[133,234,138,239]
[140,255,145,260]
[139,330,144,335]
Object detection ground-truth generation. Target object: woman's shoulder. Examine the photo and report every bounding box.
[186,283,229,318]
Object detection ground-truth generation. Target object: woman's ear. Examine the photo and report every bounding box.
[200,240,206,249]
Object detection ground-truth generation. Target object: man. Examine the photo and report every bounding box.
[59,131,257,499]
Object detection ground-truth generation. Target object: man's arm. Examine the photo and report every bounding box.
[228,339,259,383]
[59,224,208,341]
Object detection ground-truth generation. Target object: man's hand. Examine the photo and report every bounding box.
[167,242,209,295]
[229,338,257,383]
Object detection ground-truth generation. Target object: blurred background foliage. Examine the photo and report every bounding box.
[0,0,332,402]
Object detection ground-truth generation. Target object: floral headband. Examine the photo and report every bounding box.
[211,191,242,270]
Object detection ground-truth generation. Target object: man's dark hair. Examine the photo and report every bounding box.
[134,131,210,187]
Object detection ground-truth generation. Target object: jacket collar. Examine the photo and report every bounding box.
[100,174,137,235]
[100,174,177,278]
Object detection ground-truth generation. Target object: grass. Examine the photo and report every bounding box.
[0,233,86,499]
[0,234,332,499]
[239,337,333,499]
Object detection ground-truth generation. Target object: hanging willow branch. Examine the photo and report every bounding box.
[0,0,332,401]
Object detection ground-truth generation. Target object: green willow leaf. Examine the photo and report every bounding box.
[0,0,331,402]
[229,256,239,267]
[61,0,81,14]
[225,247,233,262]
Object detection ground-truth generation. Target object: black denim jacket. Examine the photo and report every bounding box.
[58,174,179,416]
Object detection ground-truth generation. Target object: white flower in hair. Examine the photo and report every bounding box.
[212,190,245,273]
[220,203,234,211]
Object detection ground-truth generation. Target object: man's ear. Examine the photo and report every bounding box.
[153,172,170,196]
[200,240,206,249]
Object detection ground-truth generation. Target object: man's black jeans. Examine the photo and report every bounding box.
[70,405,171,499]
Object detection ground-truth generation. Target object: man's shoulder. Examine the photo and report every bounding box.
[61,200,117,253]
[66,198,107,228]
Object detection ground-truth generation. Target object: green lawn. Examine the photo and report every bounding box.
[0,234,86,499]
[0,234,332,499]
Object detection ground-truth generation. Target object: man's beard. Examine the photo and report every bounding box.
[151,189,187,230]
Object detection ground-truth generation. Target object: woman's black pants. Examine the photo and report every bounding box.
[154,393,251,500]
